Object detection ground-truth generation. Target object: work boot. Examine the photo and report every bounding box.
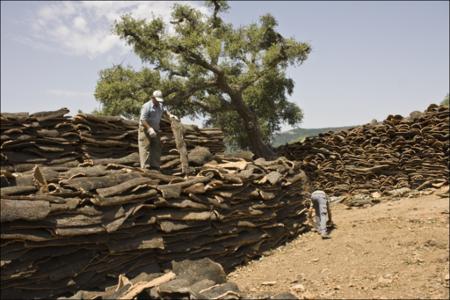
[321,232,331,239]
[326,221,336,229]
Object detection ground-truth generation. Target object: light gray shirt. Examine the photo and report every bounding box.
[140,101,165,131]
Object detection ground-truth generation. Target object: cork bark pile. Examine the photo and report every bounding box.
[1,109,225,174]
[60,258,241,300]
[277,104,449,196]
[1,150,309,298]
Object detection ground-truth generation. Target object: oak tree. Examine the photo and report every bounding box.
[95,0,310,158]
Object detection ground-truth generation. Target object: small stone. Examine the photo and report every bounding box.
[334,285,341,290]
[311,258,319,262]
[371,192,382,198]
[445,274,449,281]
[271,292,298,299]
[302,291,315,299]
[261,281,277,286]
[388,187,411,197]
[378,276,393,285]
[67,279,76,286]
[291,283,306,292]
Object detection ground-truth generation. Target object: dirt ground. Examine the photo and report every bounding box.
[228,190,450,299]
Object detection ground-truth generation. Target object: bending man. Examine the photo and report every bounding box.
[138,90,177,170]
[310,190,334,239]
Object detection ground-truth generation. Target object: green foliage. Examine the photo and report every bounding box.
[441,93,449,106]
[95,0,310,156]
[95,65,163,119]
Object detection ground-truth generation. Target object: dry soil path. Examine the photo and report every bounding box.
[228,192,450,299]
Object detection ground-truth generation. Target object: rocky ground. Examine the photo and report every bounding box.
[228,188,450,299]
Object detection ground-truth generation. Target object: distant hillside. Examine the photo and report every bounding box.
[271,126,355,147]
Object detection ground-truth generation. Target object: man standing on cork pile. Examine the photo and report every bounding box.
[310,190,335,239]
[139,90,178,170]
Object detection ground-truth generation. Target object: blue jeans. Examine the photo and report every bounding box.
[311,191,329,235]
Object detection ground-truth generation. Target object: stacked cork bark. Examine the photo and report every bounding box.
[73,113,139,161]
[0,109,225,173]
[277,104,449,195]
[61,257,294,300]
[1,154,309,299]
[61,258,243,300]
[160,121,225,156]
[73,113,225,161]
[0,108,82,173]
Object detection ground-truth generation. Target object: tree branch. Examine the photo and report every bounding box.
[165,80,217,101]
[238,70,266,92]
[171,44,223,75]
[192,96,233,114]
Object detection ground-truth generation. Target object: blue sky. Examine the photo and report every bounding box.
[1,1,449,128]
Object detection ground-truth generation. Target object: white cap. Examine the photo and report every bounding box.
[152,90,164,102]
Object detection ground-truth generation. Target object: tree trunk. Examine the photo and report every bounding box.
[216,74,275,159]
[229,93,275,159]
[243,116,276,159]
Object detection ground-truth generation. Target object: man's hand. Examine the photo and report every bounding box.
[168,113,179,121]
[147,127,157,138]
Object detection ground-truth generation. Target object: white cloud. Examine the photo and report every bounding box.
[24,1,208,59]
[73,16,87,32]
[46,89,92,98]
